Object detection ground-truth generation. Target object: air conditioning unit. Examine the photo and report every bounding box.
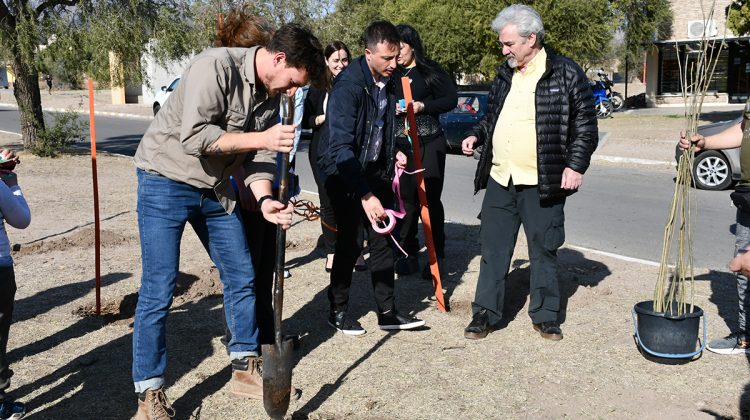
[687,19,718,38]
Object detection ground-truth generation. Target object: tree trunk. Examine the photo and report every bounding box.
[11,45,44,150]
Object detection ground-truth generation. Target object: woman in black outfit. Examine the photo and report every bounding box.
[304,41,366,272]
[393,24,458,278]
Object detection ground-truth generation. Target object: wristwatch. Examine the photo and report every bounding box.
[257,194,273,209]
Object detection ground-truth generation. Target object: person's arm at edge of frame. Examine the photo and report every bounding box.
[0,150,30,230]
[679,119,745,152]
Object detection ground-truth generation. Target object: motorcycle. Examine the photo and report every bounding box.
[596,69,624,112]
[591,78,612,119]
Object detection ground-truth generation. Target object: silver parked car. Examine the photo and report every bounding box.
[684,118,742,190]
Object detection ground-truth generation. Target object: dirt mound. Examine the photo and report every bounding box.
[173,268,223,304]
[73,269,224,323]
[14,227,136,255]
[72,292,138,325]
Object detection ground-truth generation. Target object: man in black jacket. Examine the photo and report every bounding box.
[317,21,426,335]
[461,4,597,341]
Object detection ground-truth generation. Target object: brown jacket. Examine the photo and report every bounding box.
[134,46,279,214]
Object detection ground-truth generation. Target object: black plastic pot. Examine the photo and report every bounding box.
[632,300,705,359]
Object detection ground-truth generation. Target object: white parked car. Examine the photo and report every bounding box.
[153,77,180,115]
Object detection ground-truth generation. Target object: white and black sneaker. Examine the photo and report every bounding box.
[328,311,366,336]
[377,310,426,330]
[706,332,750,355]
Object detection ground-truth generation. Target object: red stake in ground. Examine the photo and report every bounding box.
[401,77,447,312]
[87,79,101,316]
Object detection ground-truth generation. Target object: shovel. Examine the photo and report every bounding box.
[262,92,295,419]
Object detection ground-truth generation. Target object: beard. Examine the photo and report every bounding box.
[506,56,518,68]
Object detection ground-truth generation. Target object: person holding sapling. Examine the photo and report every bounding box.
[679,98,750,355]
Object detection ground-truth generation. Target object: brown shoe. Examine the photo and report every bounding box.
[533,321,563,341]
[134,387,175,420]
[229,356,300,400]
[230,356,263,399]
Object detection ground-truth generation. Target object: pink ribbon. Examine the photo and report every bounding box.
[372,164,424,256]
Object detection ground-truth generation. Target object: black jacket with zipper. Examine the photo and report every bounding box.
[468,46,598,202]
[316,56,406,199]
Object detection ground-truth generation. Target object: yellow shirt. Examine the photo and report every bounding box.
[490,48,547,187]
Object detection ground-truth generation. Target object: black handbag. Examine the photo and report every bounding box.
[395,114,442,139]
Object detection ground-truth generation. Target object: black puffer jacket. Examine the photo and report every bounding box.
[468,47,598,202]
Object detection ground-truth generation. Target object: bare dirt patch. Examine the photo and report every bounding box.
[13,226,136,255]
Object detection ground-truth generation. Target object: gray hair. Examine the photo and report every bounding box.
[491,4,545,44]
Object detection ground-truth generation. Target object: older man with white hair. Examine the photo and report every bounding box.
[461,4,598,341]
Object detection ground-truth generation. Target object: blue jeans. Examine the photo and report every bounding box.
[133,169,259,393]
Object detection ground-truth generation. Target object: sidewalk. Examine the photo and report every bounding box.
[0,88,154,120]
[0,88,745,167]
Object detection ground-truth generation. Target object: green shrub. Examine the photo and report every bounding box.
[32,109,88,157]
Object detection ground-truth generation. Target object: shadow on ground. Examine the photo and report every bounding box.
[283,222,610,417]
[12,272,227,418]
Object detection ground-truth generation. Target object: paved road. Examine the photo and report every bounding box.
[0,108,737,270]
[294,143,736,270]
[0,106,151,155]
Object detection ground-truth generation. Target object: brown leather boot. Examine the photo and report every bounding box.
[229,356,264,399]
[229,356,299,400]
[134,387,175,420]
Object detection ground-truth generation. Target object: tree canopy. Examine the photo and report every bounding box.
[0,0,674,152]
[728,0,750,35]
[610,0,672,76]
[315,0,618,80]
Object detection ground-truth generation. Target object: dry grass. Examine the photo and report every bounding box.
[3,146,748,419]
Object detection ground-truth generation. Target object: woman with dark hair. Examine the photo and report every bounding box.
[304,41,367,273]
[393,24,458,278]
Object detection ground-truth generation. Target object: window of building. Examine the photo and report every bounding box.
[659,42,728,94]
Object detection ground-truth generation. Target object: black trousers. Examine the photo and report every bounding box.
[309,136,337,254]
[221,208,276,351]
[472,177,566,325]
[397,135,447,258]
[0,265,15,401]
[326,173,396,314]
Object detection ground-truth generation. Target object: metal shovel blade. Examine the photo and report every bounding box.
[262,338,294,419]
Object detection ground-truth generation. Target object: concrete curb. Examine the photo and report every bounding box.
[0,102,679,168]
[0,102,153,121]
[592,155,675,166]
